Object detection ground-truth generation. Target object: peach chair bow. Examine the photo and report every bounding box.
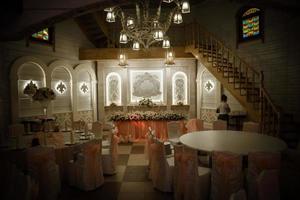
[185,118,204,133]
[102,134,120,175]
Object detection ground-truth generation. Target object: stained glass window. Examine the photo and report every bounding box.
[237,7,263,43]
[32,28,49,41]
[30,27,54,44]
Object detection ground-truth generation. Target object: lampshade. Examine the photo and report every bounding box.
[106,11,115,23]
[119,31,128,44]
[163,0,174,3]
[132,41,140,50]
[181,1,190,13]
[153,29,164,41]
[127,17,135,29]
[104,7,113,12]
[162,37,170,48]
[173,11,183,24]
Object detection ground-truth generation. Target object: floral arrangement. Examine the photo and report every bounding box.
[23,81,37,96]
[108,111,186,121]
[110,102,117,107]
[138,97,155,107]
[32,87,56,101]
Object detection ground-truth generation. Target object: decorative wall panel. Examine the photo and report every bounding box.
[106,72,121,106]
[129,69,164,103]
[172,71,188,105]
[51,67,72,113]
[53,112,72,129]
[77,71,92,111]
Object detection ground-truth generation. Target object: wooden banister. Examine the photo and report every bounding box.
[185,22,281,137]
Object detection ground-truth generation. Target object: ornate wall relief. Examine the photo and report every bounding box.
[172,71,188,105]
[130,70,164,103]
[77,71,92,111]
[106,72,121,106]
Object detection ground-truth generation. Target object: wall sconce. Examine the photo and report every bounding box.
[55,81,67,94]
[204,80,215,92]
[80,82,89,94]
[165,49,175,65]
[118,50,128,67]
[23,80,38,98]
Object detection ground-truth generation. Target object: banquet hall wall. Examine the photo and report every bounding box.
[0,19,96,142]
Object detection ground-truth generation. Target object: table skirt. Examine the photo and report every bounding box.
[115,120,185,142]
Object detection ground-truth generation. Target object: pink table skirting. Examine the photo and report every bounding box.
[115,120,186,142]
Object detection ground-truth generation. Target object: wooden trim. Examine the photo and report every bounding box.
[79,47,194,60]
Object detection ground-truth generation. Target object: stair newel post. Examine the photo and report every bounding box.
[233,56,236,85]
[238,59,242,95]
[221,45,224,73]
[210,36,213,62]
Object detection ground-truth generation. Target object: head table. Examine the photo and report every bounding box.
[115,120,186,142]
[179,130,287,155]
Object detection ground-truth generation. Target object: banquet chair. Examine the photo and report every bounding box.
[91,121,103,139]
[186,118,204,133]
[68,140,104,191]
[102,134,120,175]
[167,121,182,144]
[242,121,261,133]
[72,120,86,132]
[211,151,244,200]
[212,120,228,130]
[0,160,39,200]
[9,123,25,149]
[174,146,211,200]
[247,152,281,200]
[26,146,61,200]
[149,139,174,192]
[257,170,280,200]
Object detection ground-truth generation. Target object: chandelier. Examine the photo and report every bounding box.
[104,0,191,51]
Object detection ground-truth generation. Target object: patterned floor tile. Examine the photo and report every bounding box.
[118,145,132,154]
[117,154,129,166]
[127,154,148,166]
[131,145,145,154]
[123,166,149,182]
[105,166,126,182]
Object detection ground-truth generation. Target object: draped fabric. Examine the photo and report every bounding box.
[102,134,120,175]
[242,121,261,133]
[212,120,228,130]
[185,118,203,133]
[257,170,280,200]
[174,146,210,200]
[72,120,86,131]
[91,121,103,138]
[69,140,104,191]
[247,152,281,200]
[26,146,61,200]
[115,120,185,142]
[150,141,173,192]
[211,151,244,200]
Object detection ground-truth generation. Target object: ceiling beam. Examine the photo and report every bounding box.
[79,47,194,60]
[93,12,110,39]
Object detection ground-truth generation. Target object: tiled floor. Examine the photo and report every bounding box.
[59,141,174,200]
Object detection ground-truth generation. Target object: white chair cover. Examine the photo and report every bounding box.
[212,120,228,130]
[186,118,204,132]
[242,121,261,133]
[211,151,244,200]
[92,121,103,138]
[102,134,120,175]
[167,121,181,144]
[257,170,280,200]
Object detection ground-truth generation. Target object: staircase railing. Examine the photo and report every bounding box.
[184,22,280,136]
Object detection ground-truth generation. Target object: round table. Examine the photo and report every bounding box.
[179,130,287,155]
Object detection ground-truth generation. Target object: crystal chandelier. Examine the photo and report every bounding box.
[104,0,190,51]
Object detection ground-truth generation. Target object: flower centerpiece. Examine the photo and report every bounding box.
[32,87,56,116]
[108,111,186,121]
[23,81,37,98]
[138,97,155,107]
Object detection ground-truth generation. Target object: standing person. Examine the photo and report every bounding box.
[216,94,231,122]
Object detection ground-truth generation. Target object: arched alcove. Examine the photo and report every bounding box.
[172,71,188,105]
[106,72,122,106]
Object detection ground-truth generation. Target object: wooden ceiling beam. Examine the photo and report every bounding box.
[93,12,110,39]
[79,47,194,60]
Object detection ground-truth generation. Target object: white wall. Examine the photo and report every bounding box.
[192,0,300,122]
[97,58,197,123]
[0,19,96,142]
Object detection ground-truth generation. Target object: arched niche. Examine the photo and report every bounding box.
[10,56,47,122]
[172,71,188,105]
[105,72,122,106]
[74,63,97,123]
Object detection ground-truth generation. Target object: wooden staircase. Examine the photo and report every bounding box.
[183,23,280,137]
